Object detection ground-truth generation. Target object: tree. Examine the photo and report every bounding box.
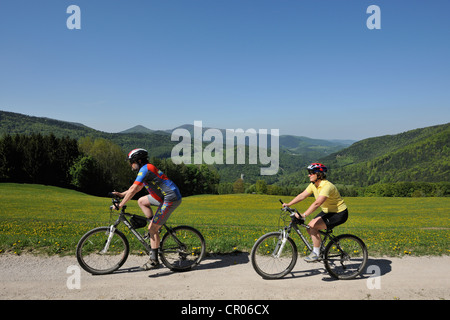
[78,137,133,191]
[255,180,267,194]
[198,164,220,194]
[69,156,104,195]
[0,133,80,186]
[233,178,245,193]
[218,182,234,194]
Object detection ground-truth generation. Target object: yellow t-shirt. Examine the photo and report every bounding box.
[305,180,347,213]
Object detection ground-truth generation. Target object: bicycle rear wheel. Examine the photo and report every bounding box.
[251,232,297,279]
[324,234,368,280]
[76,226,129,275]
[159,225,206,271]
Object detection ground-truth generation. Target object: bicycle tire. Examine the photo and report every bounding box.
[323,234,368,280]
[76,226,130,275]
[159,225,206,271]
[250,232,298,279]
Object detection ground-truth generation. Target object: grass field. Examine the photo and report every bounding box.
[0,183,449,257]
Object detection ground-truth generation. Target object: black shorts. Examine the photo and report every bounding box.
[315,209,348,230]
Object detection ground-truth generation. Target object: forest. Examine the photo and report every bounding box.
[1,109,449,198]
[0,133,448,197]
[0,133,219,197]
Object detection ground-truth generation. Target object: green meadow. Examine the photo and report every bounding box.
[0,183,449,257]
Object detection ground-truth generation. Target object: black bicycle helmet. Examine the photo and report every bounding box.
[127,148,148,163]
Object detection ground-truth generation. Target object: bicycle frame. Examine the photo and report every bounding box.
[281,219,335,258]
[76,195,206,275]
[251,201,368,280]
[104,195,189,257]
[105,209,181,256]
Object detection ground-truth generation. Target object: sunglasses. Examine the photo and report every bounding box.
[307,170,317,175]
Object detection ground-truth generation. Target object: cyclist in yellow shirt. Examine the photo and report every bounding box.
[283,163,348,262]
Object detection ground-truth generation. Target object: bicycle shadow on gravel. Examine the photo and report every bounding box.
[111,266,145,274]
[146,253,250,278]
[360,258,392,278]
[283,257,392,282]
[322,257,392,282]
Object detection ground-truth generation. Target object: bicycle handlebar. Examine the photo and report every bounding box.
[279,199,294,212]
[108,192,126,212]
[279,199,304,222]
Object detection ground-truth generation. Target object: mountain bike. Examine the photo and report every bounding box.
[76,194,206,275]
[250,200,368,280]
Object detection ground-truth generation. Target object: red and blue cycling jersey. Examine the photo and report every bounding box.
[133,164,182,203]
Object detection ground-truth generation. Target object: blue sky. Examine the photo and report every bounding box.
[0,0,449,140]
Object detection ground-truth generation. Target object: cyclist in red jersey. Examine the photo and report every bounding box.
[113,149,182,270]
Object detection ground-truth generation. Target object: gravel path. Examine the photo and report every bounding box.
[1,254,448,300]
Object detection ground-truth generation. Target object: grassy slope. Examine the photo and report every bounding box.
[0,183,449,256]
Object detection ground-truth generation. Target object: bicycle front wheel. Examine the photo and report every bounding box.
[160,225,206,271]
[76,226,129,275]
[251,232,297,279]
[324,234,368,280]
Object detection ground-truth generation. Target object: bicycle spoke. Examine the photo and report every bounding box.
[324,235,367,280]
[160,226,205,271]
[76,227,129,275]
[251,232,297,279]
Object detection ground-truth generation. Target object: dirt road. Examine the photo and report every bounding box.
[0,253,448,300]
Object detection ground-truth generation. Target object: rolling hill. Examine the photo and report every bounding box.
[1,110,448,186]
[0,110,177,159]
[320,123,450,186]
[0,110,352,183]
[119,125,155,134]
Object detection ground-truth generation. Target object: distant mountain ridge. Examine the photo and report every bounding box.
[0,110,353,182]
[0,110,99,137]
[119,125,154,134]
[159,122,355,157]
[1,110,448,185]
[320,122,450,186]
[0,110,176,160]
[0,110,354,156]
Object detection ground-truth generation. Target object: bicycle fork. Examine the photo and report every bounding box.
[100,225,116,254]
[273,229,290,258]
